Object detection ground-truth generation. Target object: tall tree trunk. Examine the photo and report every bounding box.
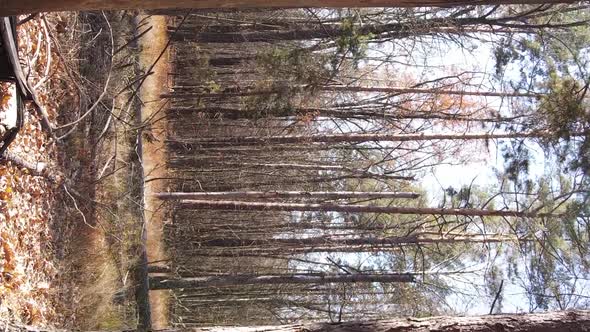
[1,310,588,331]
[167,106,517,123]
[1,0,575,16]
[191,233,524,248]
[149,272,414,290]
[168,131,579,147]
[167,16,570,44]
[167,160,415,181]
[178,199,558,218]
[155,190,420,200]
[162,85,538,99]
[166,311,590,332]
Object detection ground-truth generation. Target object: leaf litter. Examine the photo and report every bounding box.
[0,14,76,327]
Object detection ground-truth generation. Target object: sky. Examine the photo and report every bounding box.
[359,29,564,315]
[286,12,588,316]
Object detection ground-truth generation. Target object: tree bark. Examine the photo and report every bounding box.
[178,199,558,218]
[0,0,576,16]
[162,85,538,99]
[193,233,524,248]
[167,106,517,123]
[155,191,420,200]
[1,310,588,331]
[167,131,579,148]
[147,264,172,273]
[167,16,575,44]
[149,273,414,290]
[167,160,415,180]
[163,310,590,331]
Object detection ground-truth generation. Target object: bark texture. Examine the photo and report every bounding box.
[168,131,581,147]
[0,0,576,16]
[162,85,538,98]
[0,310,588,331]
[149,273,415,290]
[155,191,420,200]
[178,199,557,218]
[163,310,590,331]
[193,233,522,249]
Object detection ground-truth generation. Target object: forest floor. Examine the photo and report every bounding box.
[0,11,167,330]
[0,15,72,327]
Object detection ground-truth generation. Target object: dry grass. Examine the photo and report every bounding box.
[64,229,125,330]
[48,11,145,330]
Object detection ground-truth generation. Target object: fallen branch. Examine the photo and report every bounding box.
[1,150,62,183]
[17,13,38,26]
[33,16,52,90]
[55,12,114,139]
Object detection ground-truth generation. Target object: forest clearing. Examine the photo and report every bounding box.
[0,1,590,331]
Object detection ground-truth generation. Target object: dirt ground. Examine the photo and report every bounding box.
[135,14,171,329]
